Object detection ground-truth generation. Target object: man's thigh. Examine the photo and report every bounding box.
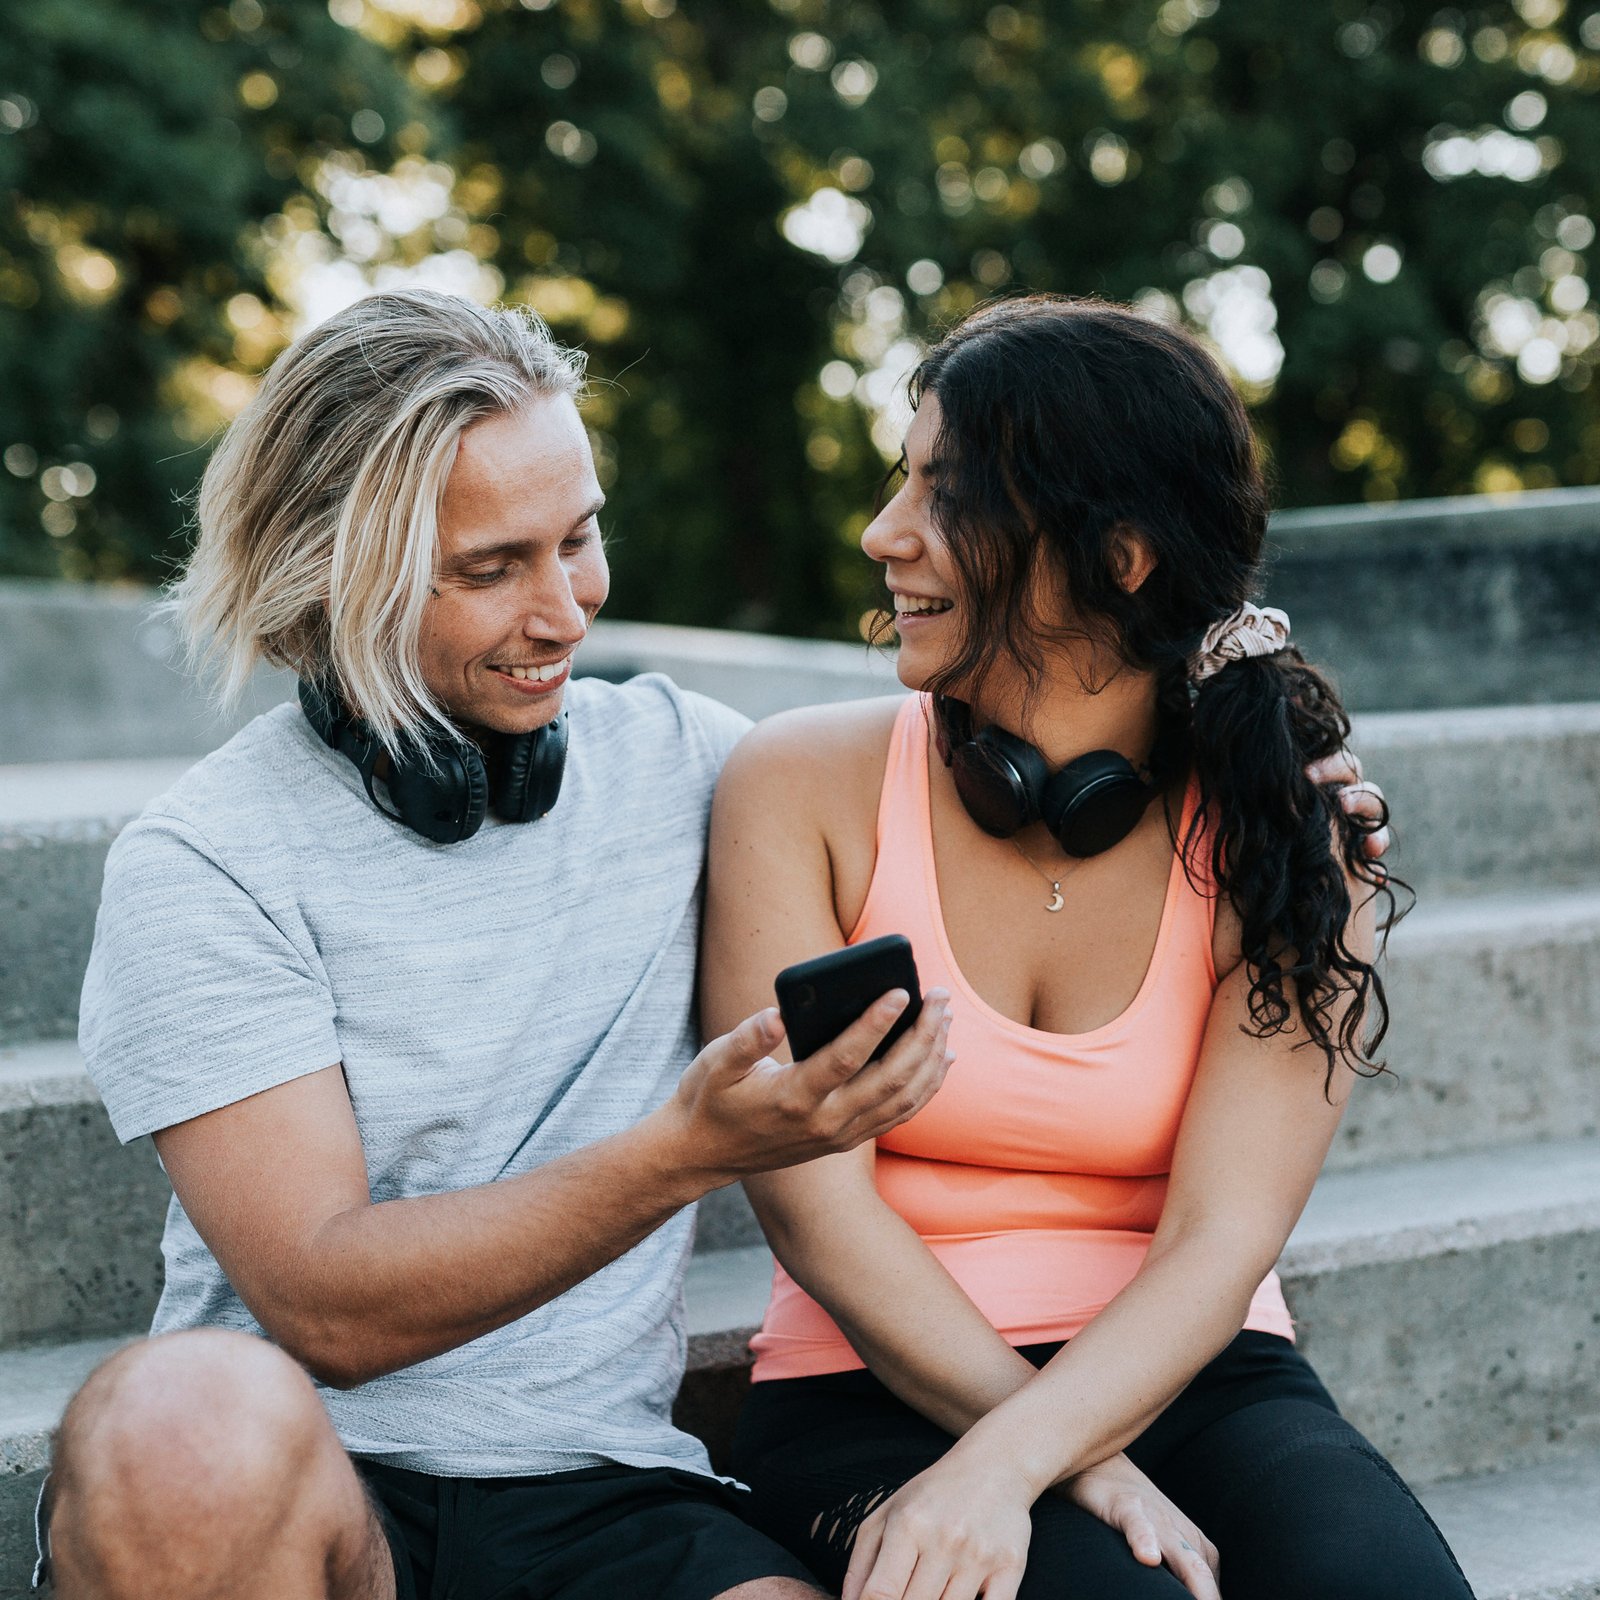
[358,1461,819,1600]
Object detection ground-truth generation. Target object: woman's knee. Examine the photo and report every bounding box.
[49,1330,342,1584]
[1164,1403,1472,1600]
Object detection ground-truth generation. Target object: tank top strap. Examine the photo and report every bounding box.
[849,695,935,946]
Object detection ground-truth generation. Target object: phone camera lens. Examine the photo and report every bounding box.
[796,983,816,1007]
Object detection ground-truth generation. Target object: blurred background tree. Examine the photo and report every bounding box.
[3,0,1599,638]
[0,0,423,580]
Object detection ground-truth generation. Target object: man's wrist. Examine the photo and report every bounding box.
[632,1099,733,1208]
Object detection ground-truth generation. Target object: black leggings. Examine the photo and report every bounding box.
[732,1332,1475,1599]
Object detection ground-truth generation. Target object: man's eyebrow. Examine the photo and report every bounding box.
[442,500,605,567]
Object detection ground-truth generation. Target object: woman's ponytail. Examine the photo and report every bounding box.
[1178,647,1403,1092]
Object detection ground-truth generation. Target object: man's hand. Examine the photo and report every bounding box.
[667,987,952,1187]
[1307,748,1392,862]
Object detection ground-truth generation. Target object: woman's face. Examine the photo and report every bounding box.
[860,393,964,692]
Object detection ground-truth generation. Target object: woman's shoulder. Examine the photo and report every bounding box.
[713,695,908,888]
[719,694,908,797]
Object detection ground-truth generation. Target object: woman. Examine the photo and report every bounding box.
[700,297,1471,1600]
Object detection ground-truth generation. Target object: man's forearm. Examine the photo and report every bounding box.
[282,1100,712,1386]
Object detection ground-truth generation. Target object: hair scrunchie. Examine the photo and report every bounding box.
[1188,602,1292,684]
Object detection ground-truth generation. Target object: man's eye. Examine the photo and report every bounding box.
[464,567,508,585]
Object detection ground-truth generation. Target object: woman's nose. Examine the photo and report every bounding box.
[861,493,922,563]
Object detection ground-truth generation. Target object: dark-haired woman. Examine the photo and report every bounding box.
[700,297,1473,1600]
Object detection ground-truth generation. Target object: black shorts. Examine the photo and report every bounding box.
[33,1460,816,1600]
[733,1331,1474,1600]
[357,1459,817,1600]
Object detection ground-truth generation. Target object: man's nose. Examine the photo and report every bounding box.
[521,569,589,646]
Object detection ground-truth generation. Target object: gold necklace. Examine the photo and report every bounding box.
[1010,837,1077,913]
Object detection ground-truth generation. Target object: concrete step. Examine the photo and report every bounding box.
[0,1327,1593,1600]
[1355,702,1600,898]
[1,705,1597,1041]
[0,1042,170,1348]
[676,1139,1600,1489]
[1282,1135,1600,1485]
[1332,883,1600,1172]
[1422,1451,1600,1600]
[0,760,192,1044]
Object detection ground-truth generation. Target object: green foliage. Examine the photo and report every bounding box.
[0,0,423,580]
[4,0,1600,638]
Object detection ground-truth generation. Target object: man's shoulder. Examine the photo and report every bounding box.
[568,672,751,774]
[109,701,328,869]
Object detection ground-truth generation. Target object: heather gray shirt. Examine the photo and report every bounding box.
[79,674,750,1477]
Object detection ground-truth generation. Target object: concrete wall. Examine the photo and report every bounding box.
[2,486,1596,763]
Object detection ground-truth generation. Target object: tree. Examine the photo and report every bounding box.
[0,0,422,580]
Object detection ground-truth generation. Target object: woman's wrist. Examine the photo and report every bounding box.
[947,1411,1059,1502]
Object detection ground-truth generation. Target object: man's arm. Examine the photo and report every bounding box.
[155,995,950,1389]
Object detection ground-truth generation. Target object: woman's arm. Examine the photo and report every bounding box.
[704,702,1021,1432]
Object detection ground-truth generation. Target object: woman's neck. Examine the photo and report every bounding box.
[964,655,1162,771]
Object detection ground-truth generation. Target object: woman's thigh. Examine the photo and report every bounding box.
[734,1382,1191,1600]
[1150,1397,1475,1600]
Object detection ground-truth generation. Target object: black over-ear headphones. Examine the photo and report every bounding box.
[934,696,1162,859]
[298,678,567,844]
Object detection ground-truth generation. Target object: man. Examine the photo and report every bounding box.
[39,289,952,1600]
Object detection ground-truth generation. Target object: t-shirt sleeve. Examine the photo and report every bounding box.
[79,812,341,1143]
[678,689,754,772]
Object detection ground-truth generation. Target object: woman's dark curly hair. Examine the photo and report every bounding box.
[895,294,1404,1087]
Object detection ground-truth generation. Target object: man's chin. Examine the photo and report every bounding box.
[444,686,567,742]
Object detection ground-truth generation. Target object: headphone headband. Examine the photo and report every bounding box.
[934,695,1160,859]
[297,679,565,843]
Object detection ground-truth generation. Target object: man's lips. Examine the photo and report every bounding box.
[488,657,572,694]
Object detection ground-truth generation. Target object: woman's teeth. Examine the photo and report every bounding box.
[498,661,566,681]
[894,596,954,616]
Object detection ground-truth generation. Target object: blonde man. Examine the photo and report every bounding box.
[38,290,954,1600]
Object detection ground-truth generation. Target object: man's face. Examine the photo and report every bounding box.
[420,394,609,735]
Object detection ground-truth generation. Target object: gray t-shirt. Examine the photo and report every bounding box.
[79,673,750,1477]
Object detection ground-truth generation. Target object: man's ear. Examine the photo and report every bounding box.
[1109,525,1158,594]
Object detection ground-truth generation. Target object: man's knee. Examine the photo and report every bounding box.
[50,1329,338,1584]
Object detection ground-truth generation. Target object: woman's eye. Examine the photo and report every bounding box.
[464,567,508,585]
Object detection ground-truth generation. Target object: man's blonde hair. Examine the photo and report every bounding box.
[169,288,586,752]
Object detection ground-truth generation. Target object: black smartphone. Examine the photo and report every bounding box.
[774,934,923,1064]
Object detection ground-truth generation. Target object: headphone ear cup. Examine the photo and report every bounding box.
[489,713,568,824]
[1042,752,1155,858]
[386,740,489,844]
[951,726,1051,837]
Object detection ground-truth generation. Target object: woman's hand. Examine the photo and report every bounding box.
[842,1454,1034,1600]
[1307,747,1391,861]
[1061,1453,1221,1599]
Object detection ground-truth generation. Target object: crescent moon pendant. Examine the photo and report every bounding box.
[1046,885,1065,913]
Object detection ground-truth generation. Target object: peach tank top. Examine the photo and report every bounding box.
[749,695,1294,1382]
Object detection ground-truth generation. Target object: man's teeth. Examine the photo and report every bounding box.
[894,596,954,616]
[499,660,567,681]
